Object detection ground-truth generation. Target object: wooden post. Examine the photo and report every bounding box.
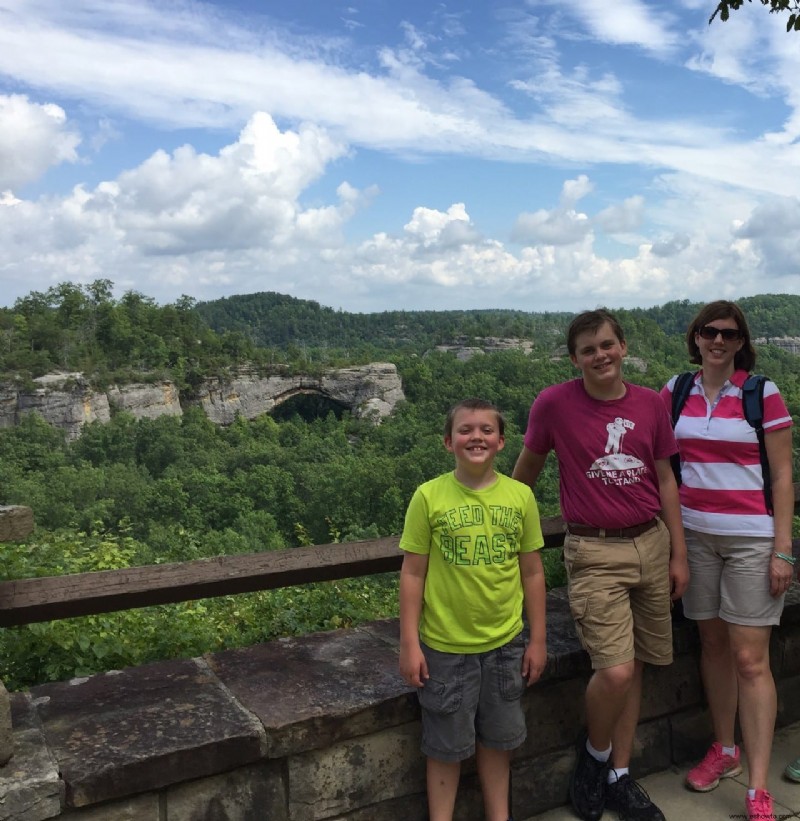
[0,505,34,766]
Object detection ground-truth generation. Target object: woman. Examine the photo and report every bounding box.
[661,300,794,821]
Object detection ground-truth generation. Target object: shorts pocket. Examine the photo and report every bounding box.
[563,535,587,574]
[568,595,588,647]
[498,634,526,701]
[417,675,463,715]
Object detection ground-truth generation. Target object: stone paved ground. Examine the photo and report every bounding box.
[525,719,800,821]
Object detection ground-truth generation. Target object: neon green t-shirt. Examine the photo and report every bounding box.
[400,471,544,654]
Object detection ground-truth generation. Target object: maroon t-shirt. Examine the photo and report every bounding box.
[524,379,678,529]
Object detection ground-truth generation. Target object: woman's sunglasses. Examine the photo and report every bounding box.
[697,325,742,342]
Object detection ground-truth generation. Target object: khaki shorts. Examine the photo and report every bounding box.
[563,519,673,670]
[682,529,784,627]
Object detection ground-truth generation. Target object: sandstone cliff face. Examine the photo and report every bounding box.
[0,374,111,441]
[755,336,800,354]
[433,337,534,362]
[0,364,405,440]
[107,382,182,420]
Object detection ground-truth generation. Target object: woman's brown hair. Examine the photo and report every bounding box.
[686,300,756,372]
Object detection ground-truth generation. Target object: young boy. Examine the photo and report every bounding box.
[512,310,688,821]
[399,397,547,821]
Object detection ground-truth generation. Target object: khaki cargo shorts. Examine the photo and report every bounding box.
[563,519,673,669]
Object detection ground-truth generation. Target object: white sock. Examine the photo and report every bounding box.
[721,744,737,757]
[608,767,629,784]
[586,738,612,762]
[747,788,757,799]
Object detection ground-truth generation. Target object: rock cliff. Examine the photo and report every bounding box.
[0,364,404,440]
[754,336,800,355]
[5,374,110,441]
[432,337,534,362]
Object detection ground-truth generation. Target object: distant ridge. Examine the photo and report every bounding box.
[195,292,800,351]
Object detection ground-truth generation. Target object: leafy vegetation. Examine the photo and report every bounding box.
[0,527,403,689]
[710,0,800,32]
[1,283,799,688]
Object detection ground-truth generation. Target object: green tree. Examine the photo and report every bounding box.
[710,0,800,32]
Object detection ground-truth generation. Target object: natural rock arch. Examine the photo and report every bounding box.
[194,363,404,426]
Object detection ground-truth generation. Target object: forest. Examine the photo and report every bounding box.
[0,282,799,689]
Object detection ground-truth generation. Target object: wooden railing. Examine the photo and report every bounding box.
[1,485,799,629]
[0,518,570,628]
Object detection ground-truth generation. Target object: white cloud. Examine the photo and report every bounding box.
[0,94,80,189]
[734,198,800,277]
[511,208,591,246]
[650,233,691,257]
[83,112,349,256]
[1,125,799,313]
[0,113,361,299]
[595,196,645,234]
[686,1,800,143]
[561,175,594,206]
[403,203,476,246]
[511,176,593,245]
[686,1,791,91]
[570,0,680,55]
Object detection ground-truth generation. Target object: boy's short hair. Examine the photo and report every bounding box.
[685,299,756,372]
[444,398,505,438]
[567,309,625,356]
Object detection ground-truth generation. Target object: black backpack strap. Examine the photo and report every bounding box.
[742,374,772,515]
[671,372,696,425]
[670,372,696,486]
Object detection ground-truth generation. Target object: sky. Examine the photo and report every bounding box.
[2,1,800,314]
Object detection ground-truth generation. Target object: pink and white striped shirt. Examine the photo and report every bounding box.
[661,369,793,537]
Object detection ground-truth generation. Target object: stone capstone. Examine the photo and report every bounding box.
[28,658,266,807]
[204,621,418,760]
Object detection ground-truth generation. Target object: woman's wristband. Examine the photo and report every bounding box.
[774,552,797,566]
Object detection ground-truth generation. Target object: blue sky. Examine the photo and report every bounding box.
[2,0,800,313]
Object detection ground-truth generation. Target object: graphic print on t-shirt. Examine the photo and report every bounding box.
[434,503,522,564]
[588,416,646,485]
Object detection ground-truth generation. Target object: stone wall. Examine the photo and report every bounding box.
[5,587,800,821]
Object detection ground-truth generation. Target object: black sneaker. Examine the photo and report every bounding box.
[605,774,665,820]
[569,733,608,821]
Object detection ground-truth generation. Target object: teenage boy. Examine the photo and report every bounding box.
[512,310,688,821]
[399,398,547,821]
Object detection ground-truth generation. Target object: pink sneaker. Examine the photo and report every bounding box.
[686,742,743,791]
[746,789,775,821]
